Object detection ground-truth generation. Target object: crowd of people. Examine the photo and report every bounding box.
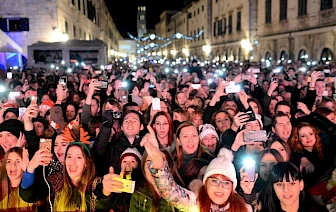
[0,58,336,211]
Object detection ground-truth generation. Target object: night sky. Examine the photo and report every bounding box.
[105,0,190,38]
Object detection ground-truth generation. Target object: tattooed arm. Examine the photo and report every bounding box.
[148,160,198,211]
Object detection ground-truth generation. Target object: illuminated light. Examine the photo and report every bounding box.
[170,50,177,55]
[56,66,59,70]
[165,68,169,73]
[149,43,155,48]
[163,51,167,56]
[67,68,72,73]
[172,62,176,65]
[166,61,170,65]
[174,69,179,73]
[0,85,5,93]
[137,50,141,54]
[147,53,151,56]
[202,45,211,54]
[50,64,55,69]
[266,60,271,68]
[240,39,251,50]
[60,33,69,42]
[133,65,138,69]
[312,61,317,65]
[149,34,156,40]
[183,68,188,73]
[157,52,162,56]
[299,67,307,72]
[100,65,104,70]
[182,61,186,65]
[207,79,213,84]
[307,62,311,66]
[214,74,218,78]
[217,70,223,75]
[273,68,281,73]
[278,60,281,64]
[175,33,182,39]
[243,157,256,168]
[261,59,265,62]
[240,62,243,66]
[250,56,254,60]
[288,60,292,64]
[153,60,157,64]
[110,50,115,55]
[13,66,18,70]
[61,60,65,65]
[200,62,205,67]
[326,61,330,65]
[81,62,85,67]
[152,52,157,56]
[234,60,238,63]
[75,62,79,66]
[121,82,128,87]
[140,48,144,52]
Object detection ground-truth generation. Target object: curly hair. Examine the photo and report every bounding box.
[288,122,324,161]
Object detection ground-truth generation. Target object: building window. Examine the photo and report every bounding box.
[198,28,200,40]
[188,13,192,18]
[216,0,218,2]
[236,11,241,31]
[265,0,272,23]
[213,21,217,37]
[280,0,287,20]
[194,11,196,16]
[202,5,204,11]
[71,0,75,5]
[228,15,232,34]
[73,25,76,38]
[198,8,200,14]
[140,15,145,20]
[83,0,86,15]
[202,26,204,39]
[223,17,227,34]
[65,20,68,34]
[217,20,222,35]
[77,0,81,10]
[298,0,307,16]
[321,0,333,10]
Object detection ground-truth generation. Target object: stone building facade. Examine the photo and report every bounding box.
[0,0,122,61]
[154,0,335,62]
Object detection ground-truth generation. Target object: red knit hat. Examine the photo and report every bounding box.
[40,100,54,110]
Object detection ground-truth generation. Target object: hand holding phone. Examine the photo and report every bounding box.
[39,139,52,153]
[152,98,161,111]
[243,130,267,142]
[242,158,256,182]
[226,82,241,93]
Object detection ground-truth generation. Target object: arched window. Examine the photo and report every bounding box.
[321,48,333,61]
[265,52,272,61]
[279,51,288,61]
[229,49,234,61]
[238,48,242,61]
[298,49,308,61]
[222,51,227,61]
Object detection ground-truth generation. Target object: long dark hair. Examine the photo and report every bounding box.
[258,162,304,212]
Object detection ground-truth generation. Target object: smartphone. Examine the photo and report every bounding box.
[95,70,102,75]
[98,81,108,89]
[244,130,268,142]
[19,107,26,117]
[114,178,135,193]
[191,84,201,90]
[59,76,67,85]
[251,68,260,74]
[120,95,128,104]
[333,94,336,100]
[107,65,112,70]
[132,72,136,76]
[8,92,20,100]
[242,75,251,80]
[7,72,13,79]
[246,111,256,122]
[243,158,256,182]
[152,98,161,111]
[39,138,52,153]
[271,77,277,82]
[323,90,329,96]
[112,111,122,119]
[225,82,241,93]
[160,82,166,90]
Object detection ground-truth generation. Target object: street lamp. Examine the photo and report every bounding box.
[176,33,182,39]
[150,34,156,40]
[170,50,177,56]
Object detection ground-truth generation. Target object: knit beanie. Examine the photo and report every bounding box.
[118,148,142,169]
[32,116,49,129]
[40,100,55,111]
[0,119,24,139]
[199,124,219,141]
[3,108,19,119]
[203,148,237,189]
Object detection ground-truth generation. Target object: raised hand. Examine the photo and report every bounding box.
[239,166,258,194]
[297,102,311,115]
[88,79,101,96]
[140,126,163,169]
[231,129,248,152]
[26,149,53,173]
[16,132,26,148]
[21,147,29,171]
[102,167,124,196]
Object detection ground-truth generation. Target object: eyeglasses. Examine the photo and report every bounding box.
[208,177,232,189]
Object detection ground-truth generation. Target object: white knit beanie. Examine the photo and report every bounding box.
[120,148,142,162]
[199,124,219,141]
[202,148,237,189]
